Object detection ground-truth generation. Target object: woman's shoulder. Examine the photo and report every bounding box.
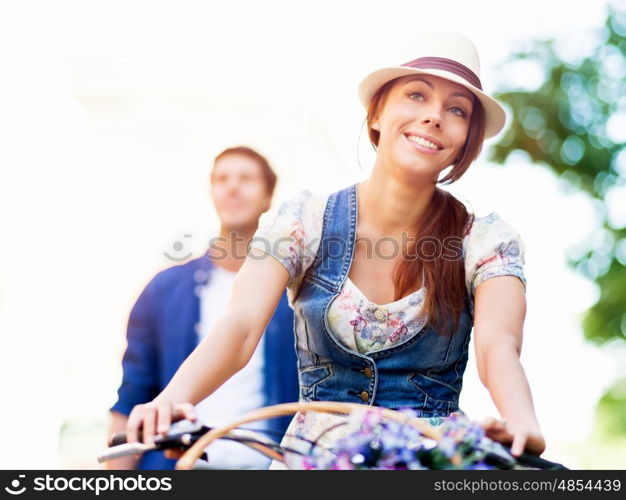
[463,211,526,293]
[251,189,333,288]
[464,212,523,246]
[272,189,329,219]
[256,189,328,232]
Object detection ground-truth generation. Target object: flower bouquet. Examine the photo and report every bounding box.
[286,409,517,470]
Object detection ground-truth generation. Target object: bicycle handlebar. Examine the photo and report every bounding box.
[99,420,281,464]
[100,410,569,470]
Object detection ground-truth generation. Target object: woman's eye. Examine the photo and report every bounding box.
[409,92,424,100]
[450,106,466,117]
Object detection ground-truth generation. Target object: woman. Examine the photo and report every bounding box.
[125,32,546,466]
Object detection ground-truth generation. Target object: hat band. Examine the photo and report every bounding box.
[401,57,482,90]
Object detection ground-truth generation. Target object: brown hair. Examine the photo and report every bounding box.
[211,146,278,197]
[367,78,486,334]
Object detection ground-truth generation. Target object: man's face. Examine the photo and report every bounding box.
[210,153,272,232]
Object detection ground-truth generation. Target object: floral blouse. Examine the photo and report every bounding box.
[250,188,527,469]
[250,189,527,356]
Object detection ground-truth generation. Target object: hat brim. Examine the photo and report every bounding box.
[358,67,506,139]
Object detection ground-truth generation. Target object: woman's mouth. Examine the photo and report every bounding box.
[404,133,444,154]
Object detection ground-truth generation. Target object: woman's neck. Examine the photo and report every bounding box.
[359,165,436,235]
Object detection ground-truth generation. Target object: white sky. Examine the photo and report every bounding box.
[0,0,622,468]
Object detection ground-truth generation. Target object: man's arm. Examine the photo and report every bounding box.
[108,276,162,466]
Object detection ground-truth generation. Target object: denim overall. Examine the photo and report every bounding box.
[294,184,473,417]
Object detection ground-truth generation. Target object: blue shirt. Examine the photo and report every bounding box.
[110,251,299,469]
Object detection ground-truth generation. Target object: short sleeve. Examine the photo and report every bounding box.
[463,213,527,296]
[249,190,326,288]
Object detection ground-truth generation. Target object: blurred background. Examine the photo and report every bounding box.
[0,0,624,469]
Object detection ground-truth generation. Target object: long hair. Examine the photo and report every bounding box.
[366,77,486,334]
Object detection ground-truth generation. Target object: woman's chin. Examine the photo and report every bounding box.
[394,157,443,181]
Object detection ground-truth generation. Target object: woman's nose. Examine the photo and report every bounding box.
[420,103,443,128]
[422,112,442,129]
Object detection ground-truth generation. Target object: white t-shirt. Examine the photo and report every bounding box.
[195,264,269,469]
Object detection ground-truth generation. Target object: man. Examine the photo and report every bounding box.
[107,146,298,469]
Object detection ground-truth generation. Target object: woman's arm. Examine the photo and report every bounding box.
[473,275,546,456]
[125,249,290,445]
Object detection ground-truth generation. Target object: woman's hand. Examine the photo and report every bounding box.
[480,416,546,457]
[126,400,197,445]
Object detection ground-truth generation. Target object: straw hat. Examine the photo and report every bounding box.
[358,32,506,138]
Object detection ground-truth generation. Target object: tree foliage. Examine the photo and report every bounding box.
[489,4,626,435]
[491,5,626,346]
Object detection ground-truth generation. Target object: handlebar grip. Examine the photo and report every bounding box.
[109,431,134,447]
[514,451,568,470]
[108,420,208,448]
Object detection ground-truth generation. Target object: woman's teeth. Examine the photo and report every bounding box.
[407,135,441,150]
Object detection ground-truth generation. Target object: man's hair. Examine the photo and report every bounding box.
[211,146,277,197]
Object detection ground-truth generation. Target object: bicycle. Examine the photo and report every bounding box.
[99,401,568,470]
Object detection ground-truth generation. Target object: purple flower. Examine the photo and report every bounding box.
[302,411,504,470]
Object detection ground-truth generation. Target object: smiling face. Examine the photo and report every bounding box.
[370,74,476,182]
[210,153,272,232]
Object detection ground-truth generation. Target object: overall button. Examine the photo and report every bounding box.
[360,391,369,402]
[374,309,385,320]
[363,367,373,378]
